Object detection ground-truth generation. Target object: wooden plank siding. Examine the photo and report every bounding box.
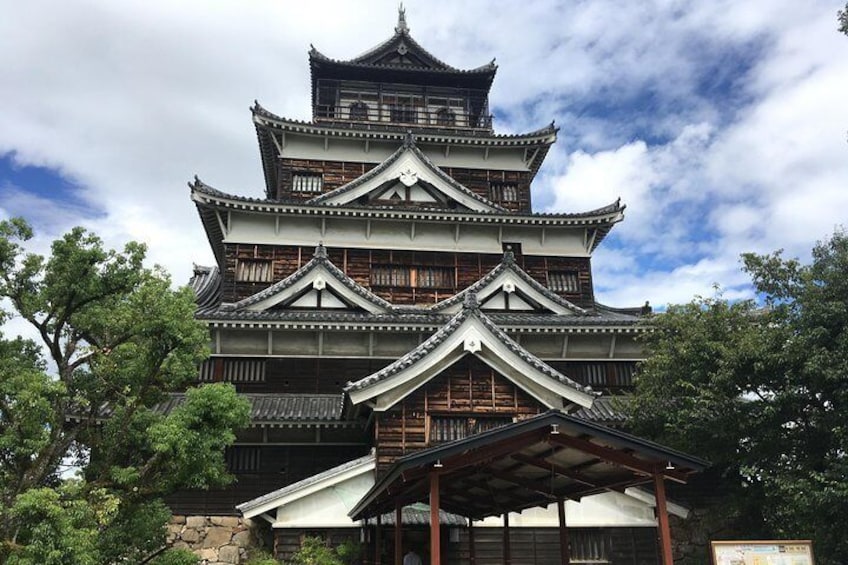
[374,357,547,472]
[275,158,532,213]
[222,244,594,307]
[166,445,368,516]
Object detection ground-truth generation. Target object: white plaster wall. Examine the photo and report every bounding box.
[274,472,375,528]
[473,492,657,528]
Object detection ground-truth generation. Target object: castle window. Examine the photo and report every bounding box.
[548,271,579,293]
[490,182,519,202]
[390,104,417,124]
[435,107,456,126]
[430,416,513,444]
[236,259,273,282]
[349,102,369,121]
[371,265,454,289]
[225,447,261,473]
[292,172,323,193]
[199,359,267,383]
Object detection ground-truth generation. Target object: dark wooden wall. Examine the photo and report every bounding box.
[274,158,532,212]
[374,357,547,471]
[273,526,660,565]
[200,358,639,395]
[166,445,368,516]
[223,244,594,307]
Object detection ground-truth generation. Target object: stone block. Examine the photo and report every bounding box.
[203,526,233,548]
[186,516,208,528]
[198,547,218,561]
[181,528,201,543]
[211,516,241,527]
[171,515,187,524]
[232,530,252,547]
[218,545,241,563]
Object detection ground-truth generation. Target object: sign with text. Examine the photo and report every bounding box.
[711,541,814,565]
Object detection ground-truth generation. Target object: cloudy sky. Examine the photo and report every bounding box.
[2,0,847,310]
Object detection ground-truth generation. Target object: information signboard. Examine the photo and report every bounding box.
[711,541,814,565]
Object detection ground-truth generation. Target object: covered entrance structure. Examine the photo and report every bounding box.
[350,411,708,565]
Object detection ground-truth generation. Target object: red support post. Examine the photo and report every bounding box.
[654,471,674,565]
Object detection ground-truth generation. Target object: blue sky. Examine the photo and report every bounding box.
[1,0,847,311]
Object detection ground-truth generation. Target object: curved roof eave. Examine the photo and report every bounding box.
[252,101,557,145]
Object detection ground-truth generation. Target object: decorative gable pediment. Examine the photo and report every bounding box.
[345,294,595,411]
[309,136,505,213]
[220,245,393,315]
[431,251,588,316]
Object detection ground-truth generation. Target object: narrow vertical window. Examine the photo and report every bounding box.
[292,173,324,193]
[236,259,273,282]
[548,271,579,293]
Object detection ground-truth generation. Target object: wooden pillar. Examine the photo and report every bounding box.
[468,518,476,565]
[375,514,382,565]
[430,472,441,565]
[654,471,674,565]
[502,513,511,565]
[557,498,571,565]
[395,504,403,565]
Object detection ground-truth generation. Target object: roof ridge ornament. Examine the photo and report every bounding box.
[403,130,416,148]
[314,242,327,258]
[463,291,480,311]
[502,246,516,264]
[395,3,409,34]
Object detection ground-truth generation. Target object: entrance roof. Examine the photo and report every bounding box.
[349,411,708,521]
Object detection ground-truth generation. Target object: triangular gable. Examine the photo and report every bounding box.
[431,251,588,315]
[220,245,393,315]
[345,294,595,411]
[237,454,376,524]
[309,135,505,213]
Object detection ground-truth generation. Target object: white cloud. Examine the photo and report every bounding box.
[0,0,846,312]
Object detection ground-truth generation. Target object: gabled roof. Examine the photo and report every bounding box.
[220,244,394,315]
[309,7,496,78]
[430,250,588,315]
[308,134,505,213]
[344,293,596,411]
[237,453,376,518]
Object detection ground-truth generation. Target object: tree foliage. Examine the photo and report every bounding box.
[628,229,848,564]
[839,2,848,36]
[0,219,250,564]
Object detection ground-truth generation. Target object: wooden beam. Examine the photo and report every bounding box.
[468,518,476,565]
[547,434,690,483]
[394,504,402,565]
[510,452,598,487]
[487,469,558,501]
[654,471,674,565]
[375,513,382,565]
[503,513,511,565]
[558,498,571,565]
[430,472,441,565]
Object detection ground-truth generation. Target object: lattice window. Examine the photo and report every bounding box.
[390,104,416,124]
[435,107,456,126]
[371,266,454,289]
[292,172,323,193]
[349,102,369,121]
[548,270,579,293]
[570,530,612,563]
[225,447,261,473]
[430,416,514,444]
[490,182,519,202]
[236,259,273,282]
[198,359,266,383]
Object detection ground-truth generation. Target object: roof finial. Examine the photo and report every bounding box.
[395,3,409,34]
[403,130,416,147]
[463,291,480,311]
[314,242,327,258]
[503,246,515,264]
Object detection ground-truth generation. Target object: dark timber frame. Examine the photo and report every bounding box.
[350,411,708,565]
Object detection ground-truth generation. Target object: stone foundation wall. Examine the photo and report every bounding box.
[168,515,259,564]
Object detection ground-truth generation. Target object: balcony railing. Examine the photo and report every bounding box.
[313,103,493,131]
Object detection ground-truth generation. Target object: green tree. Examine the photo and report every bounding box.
[839,3,847,36]
[0,219,250,564]
[628,230,848,564]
